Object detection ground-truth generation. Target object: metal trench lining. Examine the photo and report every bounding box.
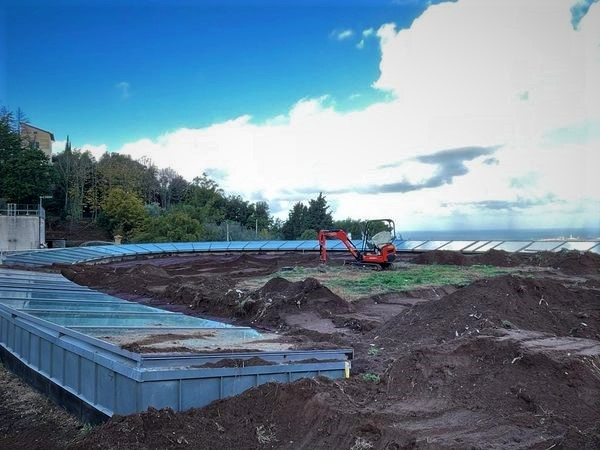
[0,269,352,418]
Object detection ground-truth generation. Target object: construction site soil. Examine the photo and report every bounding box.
[2,250,600,449]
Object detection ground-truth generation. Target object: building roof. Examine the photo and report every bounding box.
[20,123,55,141]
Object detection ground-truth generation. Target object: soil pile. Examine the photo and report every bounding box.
[413,249,600,274]
[61,264,172,296]
[380,275,600,344]
[75,334,600,449]
[73,377,416,450]
[385,333,600,436]
[240,277,352,327]
[411,250,469,266]
[163,276,239,317]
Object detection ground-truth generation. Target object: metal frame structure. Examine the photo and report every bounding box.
[0,269,352,418]
[2,238,599,267]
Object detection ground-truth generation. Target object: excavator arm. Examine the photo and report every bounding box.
[318,229,361,263]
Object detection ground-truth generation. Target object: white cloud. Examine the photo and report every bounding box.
[107,0,599,230]
[331,29,354,41]
[115,81,131,99]
[52,140,109,161]
[357,28,376,49]
[81,143,109,160]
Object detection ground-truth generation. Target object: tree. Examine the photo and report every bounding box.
[281,202,308,239]
[134,211,206,243]
[305,193,333,232]
[99,188,147,238]
[333,218,364,239]
[0,109,52,203]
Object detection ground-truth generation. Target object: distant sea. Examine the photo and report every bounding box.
[399,228,600,241]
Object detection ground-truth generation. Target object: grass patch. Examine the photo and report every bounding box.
[362,373,381,383]
[329,264,512,296]
[236,264,513,300]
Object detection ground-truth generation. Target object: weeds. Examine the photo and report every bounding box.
[367,346,381,357]
[362,373,381,383]
[79,423,94,437]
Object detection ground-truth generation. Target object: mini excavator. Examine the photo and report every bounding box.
[318,219,397,269]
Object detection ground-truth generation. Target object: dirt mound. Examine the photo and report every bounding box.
[380,275,600,344]
[125,264,170,279]
[75,334,600,450]
[413,249,600,274]
[385,333,600,433]
[475,248,525,266]
[163,276,240,317]
[413,250,469,265]
[240,277,352,327]
[73,377,416,450]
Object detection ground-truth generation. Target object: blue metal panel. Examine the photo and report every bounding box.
[227,241,251,251]
[39,338,52,375]
[80,358,96,403]
[180,377,220,410]
[115,374,138,415]
[278,241,302,250]
[191,242,211,251]
[239,241,265,250]
[153,243,178,252]
[395,240,426,250]
[209,241,231,250]
[30,334,40,369]
[222,373,257,398]
[64,351,80,392]
[258,241,284,250]
[21,327,30,361]
[296,240,320,251]
[140,380,179,410]
[171,243,195,252]
[495,241,532,252]
[51,345,65,382]
[96,365,116,412]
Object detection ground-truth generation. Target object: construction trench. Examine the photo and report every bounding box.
[0,239,599,449]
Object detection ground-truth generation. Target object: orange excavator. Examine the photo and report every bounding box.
[318,219,397,269]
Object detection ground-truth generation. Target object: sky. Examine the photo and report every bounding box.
[2,0,600,231]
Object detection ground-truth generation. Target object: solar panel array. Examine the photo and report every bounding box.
[1,238,598,267]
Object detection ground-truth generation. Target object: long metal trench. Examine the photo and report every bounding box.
[0,268,352,421]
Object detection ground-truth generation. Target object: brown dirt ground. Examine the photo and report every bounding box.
[3,250,600,449]
[0,361,83,449]
[413,249,600,275]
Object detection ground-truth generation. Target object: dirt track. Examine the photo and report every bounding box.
[3,250,600,448]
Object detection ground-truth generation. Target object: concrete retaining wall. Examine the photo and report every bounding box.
[0,215,43,251]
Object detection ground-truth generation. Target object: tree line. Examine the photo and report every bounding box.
[0,107,372,243]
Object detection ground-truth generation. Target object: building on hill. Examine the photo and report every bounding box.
[20,123,54,159]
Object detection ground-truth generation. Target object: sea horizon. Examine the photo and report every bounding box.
[399,227,600,241]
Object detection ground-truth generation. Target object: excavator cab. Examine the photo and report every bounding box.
[363,220,396,252]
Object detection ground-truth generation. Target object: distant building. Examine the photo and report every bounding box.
[20,123,55,159]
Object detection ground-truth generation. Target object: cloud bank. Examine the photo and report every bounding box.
[80,0,600,230]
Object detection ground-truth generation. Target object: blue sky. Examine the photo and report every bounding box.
[2,0,600,231]
[2,0,438,149]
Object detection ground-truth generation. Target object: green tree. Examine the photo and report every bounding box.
[134,211,206,243]
[306,193,333,232]
[0,109,52,203]
[281,202,308,239]
[99,188,147,238]
[333,218,364,239]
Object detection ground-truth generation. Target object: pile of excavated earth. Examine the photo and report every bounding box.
[3,250,600,448]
